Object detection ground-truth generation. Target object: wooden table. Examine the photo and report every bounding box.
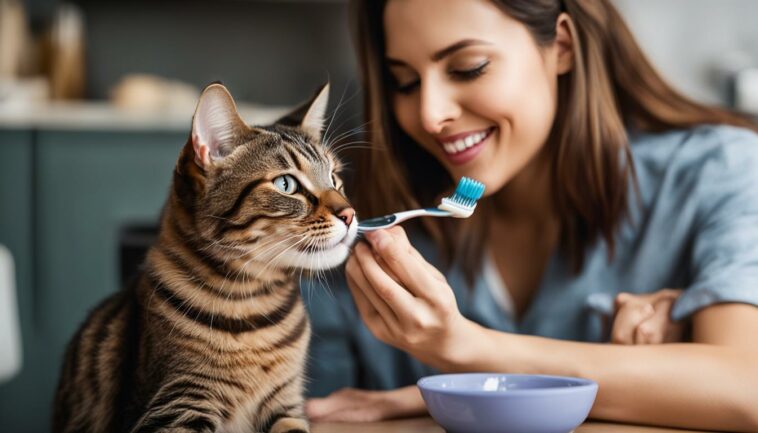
[313,417,705,432]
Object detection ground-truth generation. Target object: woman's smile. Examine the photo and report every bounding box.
[436,126,496,165]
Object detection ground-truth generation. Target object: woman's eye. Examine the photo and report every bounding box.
[450,60,490,81]
[273,174,299,194]
[391,61,489,94]
[392,77,420,94]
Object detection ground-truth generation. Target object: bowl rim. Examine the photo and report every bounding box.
[417,373,598,397]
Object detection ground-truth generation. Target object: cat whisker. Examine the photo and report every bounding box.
[322,83,362,148]
[330,139,381,155]
[231,235,304,291]
[332,145,378,157]
[251,234,312,283]
[325,120,371,147]
[324,120,369,148]
[234,232,306,280]
[223,232,307,291]
[325,128,370,154]
[331,141,375,153]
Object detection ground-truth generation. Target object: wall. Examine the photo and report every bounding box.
[79,0,356,106]
[614,0,758,106]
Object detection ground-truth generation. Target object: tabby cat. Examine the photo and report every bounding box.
[53,83,358,433]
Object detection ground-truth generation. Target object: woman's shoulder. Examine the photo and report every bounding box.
[626,124,758,233]
[630,124,758,180]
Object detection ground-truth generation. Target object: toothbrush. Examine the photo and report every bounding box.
[358,177,486,232]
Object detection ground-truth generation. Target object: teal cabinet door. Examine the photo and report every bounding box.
[0,130,37,432]
[0,129,186,432]
[36,131,184,343]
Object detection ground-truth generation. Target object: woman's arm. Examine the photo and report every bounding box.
[445,304,758,432]
[304,291,689,422]
[348,228,758,432]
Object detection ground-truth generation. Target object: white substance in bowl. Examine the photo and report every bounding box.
[483,377,499,391]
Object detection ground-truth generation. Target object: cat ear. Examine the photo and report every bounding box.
[191,83,249,168]
[277,83,330,139]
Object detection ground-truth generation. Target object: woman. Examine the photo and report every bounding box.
[304,0,758,430]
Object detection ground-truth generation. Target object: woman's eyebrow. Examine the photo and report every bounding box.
[386,39,492,66]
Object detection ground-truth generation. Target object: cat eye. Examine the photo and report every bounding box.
[273,174,299,194]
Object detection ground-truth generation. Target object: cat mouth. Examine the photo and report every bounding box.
[295,220,358,253]
[279,232,355,271]
[280,222,358,270]
[338,231,357,247]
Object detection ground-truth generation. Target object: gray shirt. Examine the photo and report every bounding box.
[302,124,758,397]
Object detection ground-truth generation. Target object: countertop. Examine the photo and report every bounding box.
[0,101,290,131]
[312,417,706,433]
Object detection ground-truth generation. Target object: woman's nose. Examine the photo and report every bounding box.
[419,82,460,134]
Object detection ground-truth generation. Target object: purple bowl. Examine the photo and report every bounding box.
[418,373,598,433]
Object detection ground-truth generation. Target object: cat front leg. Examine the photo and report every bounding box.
[129,399,224,433]
[258,397,309,433]
[133,429,213,433]
[257,378,309,433]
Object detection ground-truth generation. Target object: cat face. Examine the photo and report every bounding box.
[181,83,358,271]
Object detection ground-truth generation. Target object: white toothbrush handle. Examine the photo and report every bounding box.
[358,208,451,232]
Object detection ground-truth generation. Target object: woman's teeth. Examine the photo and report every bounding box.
[442,130,488,154]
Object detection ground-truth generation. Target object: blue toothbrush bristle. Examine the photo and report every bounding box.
[437,177,485,217]
[450,177,485,208]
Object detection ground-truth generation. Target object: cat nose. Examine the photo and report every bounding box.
[320,189,354,226]
[335,207,355,227]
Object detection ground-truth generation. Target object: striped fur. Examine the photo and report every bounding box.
[53,84,356,433]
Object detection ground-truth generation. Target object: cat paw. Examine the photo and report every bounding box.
[269,416,309,433]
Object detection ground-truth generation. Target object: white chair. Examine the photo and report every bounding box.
[0,244,22,383]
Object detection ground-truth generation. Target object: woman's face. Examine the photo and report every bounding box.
[384,0,571,194]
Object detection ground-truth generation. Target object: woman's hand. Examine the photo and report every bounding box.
[305,386,426,422]
[345,227,478,367]
[611,289,685,344]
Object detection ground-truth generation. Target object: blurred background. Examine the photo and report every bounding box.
[1,0,758,431]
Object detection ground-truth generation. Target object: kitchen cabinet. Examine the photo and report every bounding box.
[0,126,184,432]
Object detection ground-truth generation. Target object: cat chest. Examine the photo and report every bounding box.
[218,352,308,433]
[214,322,311,432]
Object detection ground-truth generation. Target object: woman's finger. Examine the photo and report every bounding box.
[611,295,655,344]
[374,249,402,285]
[312,405,385,423]
[345,260,391,340]
[354,242,417,318]
[306,389,391,423]
[364,228,441,300]
[382,227,447,283]
[305,389,359,421]
[637,297,684,344]
[304,397,335,420]
[386,226,426,260]
[347,245,403,332]
[634,306,667,344]
[345,271,379,322]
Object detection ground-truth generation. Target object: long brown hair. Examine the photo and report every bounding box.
[349,0,758,283]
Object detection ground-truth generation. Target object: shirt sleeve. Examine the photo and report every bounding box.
[672,127,758,320]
